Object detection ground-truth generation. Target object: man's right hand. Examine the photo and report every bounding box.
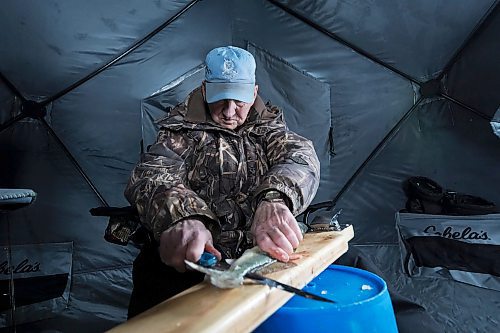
[159,219,221,272]
[251,201,302,262]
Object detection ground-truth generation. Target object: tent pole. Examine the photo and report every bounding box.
[5,215,17,330]
[437,1,499,81]
[266,0,421,85]
[439,92,492,121]
[328,97,424,209]
[40,119,109,207]
[25,0,203,208]
[40,0,202,106]
[0,72,26,102]
[0,114,26,135]
[0,72,27,135]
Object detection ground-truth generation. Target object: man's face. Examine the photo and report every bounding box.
[203,83,258,130]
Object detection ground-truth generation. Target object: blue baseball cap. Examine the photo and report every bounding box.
[204,46,256,103]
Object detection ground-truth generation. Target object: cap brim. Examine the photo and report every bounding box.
[205,82,255,103]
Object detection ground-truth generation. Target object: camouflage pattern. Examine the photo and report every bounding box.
[124,87,320,257]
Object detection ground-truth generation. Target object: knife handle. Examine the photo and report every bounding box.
[198,252,218,268]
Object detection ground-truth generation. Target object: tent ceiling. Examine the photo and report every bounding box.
[0,0,194,100]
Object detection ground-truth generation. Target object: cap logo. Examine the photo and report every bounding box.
[222,58,238,80]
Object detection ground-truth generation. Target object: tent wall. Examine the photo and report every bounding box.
[232,0,500,243]
[0,0,499,332]
[232,0,417,205]
[1,1,231,331]
[49,0,232,206]
[447,5,500,117]
[1,1,205,100]
[337,99,500,244]
[251,0,496,81]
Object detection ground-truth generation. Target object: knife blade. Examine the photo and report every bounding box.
[196,251,336,303]
[244,271,336,304]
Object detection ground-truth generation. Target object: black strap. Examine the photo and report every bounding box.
[402,176,498,215]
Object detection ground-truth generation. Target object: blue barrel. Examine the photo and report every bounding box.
[254,265,398,333]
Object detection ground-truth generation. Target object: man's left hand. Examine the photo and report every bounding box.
[251,201,303,262]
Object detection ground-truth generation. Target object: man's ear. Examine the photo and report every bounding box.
[253,84,259,100]
[201,81,207,102]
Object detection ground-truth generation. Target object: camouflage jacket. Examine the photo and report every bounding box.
[124,87,320,257]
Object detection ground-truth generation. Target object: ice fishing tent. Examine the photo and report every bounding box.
[1,0,499,332]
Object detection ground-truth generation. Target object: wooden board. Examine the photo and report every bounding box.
[108,225,354,333]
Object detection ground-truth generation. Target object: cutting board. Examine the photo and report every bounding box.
[108,225,354,333]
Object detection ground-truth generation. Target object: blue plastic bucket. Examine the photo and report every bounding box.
[254,265,398,333]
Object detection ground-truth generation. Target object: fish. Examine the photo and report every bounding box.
[185,246,275,289]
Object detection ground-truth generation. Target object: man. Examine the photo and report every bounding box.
[124,46,320,317]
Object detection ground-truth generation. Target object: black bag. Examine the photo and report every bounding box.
[403,176,498,215]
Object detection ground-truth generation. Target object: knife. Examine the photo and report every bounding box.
[197,252,336,304]
[244,271,335,303]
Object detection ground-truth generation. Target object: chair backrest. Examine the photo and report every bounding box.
[0,189,37,211]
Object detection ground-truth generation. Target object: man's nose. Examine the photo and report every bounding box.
[222,100,237,118]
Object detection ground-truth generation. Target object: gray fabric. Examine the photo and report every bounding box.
[248,43,333,202]
[447,6,500,117]
[0,119,137,329]
[337,99,500,244]
[233,4,416,203]
[0,0,196,99]
[48,0,232,207]
[0,81,17,124]
[141,65,206,151]
[270,0,498,81]
[0,0,499,331]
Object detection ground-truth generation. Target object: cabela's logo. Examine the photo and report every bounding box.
[0,258,41,275]
[423,225,490,240]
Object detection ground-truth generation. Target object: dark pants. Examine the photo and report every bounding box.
[127,244,204,319]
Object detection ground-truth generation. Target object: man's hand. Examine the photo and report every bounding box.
[251,201,303,262]
[159,219,221,272]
